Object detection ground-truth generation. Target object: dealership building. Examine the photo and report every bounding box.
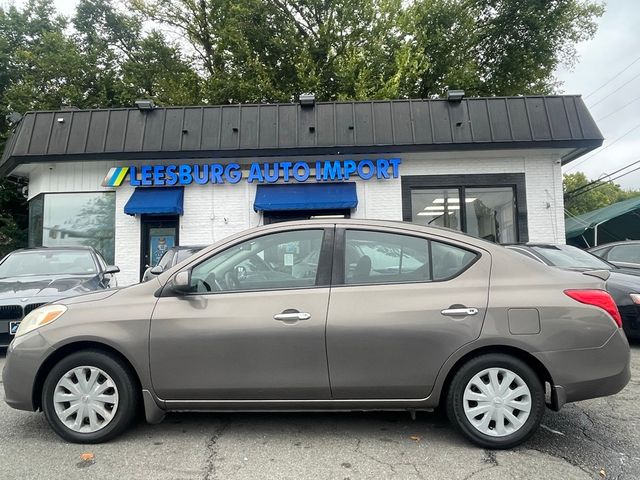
[0,95,603,285]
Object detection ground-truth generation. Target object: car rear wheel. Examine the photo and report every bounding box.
[446,353,545,449]
[42,350,137,443]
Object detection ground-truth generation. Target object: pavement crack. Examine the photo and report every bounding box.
[203,419,230,480]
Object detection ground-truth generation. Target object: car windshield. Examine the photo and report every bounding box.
[531,245,614,270]
[175,248,203,263]
[0,250,97,277]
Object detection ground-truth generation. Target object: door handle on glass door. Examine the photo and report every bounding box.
[441,307,479,317]
[273,311,312,322]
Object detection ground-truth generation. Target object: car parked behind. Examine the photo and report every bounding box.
[589,241,640,271]
[0,246,119,347]
[506,243,640,339]
[141,245,206,282]
[3,220,630,449]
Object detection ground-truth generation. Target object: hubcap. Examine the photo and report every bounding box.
[52,366,119,433]
[463,367,532,437]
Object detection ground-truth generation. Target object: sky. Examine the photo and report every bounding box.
[4,0,640,189]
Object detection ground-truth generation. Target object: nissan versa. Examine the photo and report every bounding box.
[2,220,631,449]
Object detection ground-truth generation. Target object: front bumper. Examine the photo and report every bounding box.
[2,331,52,411]
[535,329,631,410]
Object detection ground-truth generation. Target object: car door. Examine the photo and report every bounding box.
[326,227,490,399]
[150,227,334,400]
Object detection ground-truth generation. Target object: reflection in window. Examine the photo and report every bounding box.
[465,188,516,243]
[411,189,461,230]
[345,230,430,284]
[190,230,324,293]
[28,195,44,247]
[40,193,116,264]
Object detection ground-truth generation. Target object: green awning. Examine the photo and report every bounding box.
[565,196,640,239]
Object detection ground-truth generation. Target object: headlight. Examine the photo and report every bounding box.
[631,293,640,305]
[15,304,67,337]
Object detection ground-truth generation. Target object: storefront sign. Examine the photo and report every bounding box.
[102,158,401,187]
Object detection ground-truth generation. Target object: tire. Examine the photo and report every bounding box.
[42,350,138,443]
[446,353,545,449]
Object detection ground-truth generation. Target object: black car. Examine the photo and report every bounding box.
[0,246,119,347]
[141,245,206,282]
[506,243,640,339]
[589,241,640,271]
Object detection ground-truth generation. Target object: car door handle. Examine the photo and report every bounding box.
[441,307,479,317]
[273,311,312,322]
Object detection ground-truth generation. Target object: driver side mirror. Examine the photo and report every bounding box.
[171,270,192,294]
[104,265,120,275]
[150,265,164,275]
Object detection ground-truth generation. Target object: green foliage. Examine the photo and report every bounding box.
[564,172,640,217]
[0,0,605,252]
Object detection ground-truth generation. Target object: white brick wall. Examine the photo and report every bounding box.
[23,149,567,285]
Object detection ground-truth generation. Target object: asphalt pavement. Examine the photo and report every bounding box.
[1,344,639,480]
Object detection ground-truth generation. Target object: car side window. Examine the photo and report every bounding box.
[190,230,324,293]
[608,245,640,264]
[344,230,430,284]
[343,230,478,285]
[431,240,477,280]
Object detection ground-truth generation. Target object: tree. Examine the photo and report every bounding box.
[563,172,640,217]
[132,0,604,101]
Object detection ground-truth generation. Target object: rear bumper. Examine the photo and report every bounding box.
[535,329,630,410]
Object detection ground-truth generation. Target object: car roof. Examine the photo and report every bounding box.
[10,246,96,253]
[589,241,640,249]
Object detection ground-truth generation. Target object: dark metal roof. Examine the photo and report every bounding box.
[1,96,603,176]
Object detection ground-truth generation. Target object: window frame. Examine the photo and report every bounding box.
[332,227,480,287]
[174,227,335,297]
[401,173,528,243]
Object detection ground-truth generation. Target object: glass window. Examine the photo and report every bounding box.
[175,247,204,264]
[431,241,477,280]
[190,230,324,293]
[41,192,116,264]
[608,244,640,264]
[28,195,44,247]
[411,189,462,230]
[530,245,613,270]
[0,250,97,277]
[344,230,430,284]
[409,185,518,243]
[465,187,516,243]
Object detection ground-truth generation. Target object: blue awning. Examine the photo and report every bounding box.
[124,187,184,216]
[254,182,358,212]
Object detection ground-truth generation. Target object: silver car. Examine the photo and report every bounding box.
[2,220,630,448]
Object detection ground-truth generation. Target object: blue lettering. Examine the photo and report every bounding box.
[165,165,178,185]
[315,161,322,180]
[343,160,356,180]
[140,165,153,186]
[280,162,292,182]
[293,162,310,182]
[376,159,390,179]
[129,166,140,186]
[323,161,343,181]
[264,162,279,183]
[247,163,264,183]
[193,164,209,184]
[357,160,374,180]
[153,165,165,185]
[225,163,242,184]
[179,164,193,185]
[389,157,401,178]
[210,164,223,183]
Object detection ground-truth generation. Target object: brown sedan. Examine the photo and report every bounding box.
[2,220,630,448]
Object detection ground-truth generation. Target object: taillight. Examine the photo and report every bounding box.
[564,289,622,328]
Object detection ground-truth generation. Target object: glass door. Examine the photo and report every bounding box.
[140,215,179,281]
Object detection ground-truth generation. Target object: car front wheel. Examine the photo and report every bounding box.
[446,353,545,449]
[42,350,138,443]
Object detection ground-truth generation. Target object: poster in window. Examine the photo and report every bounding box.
[150,228,176,266]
